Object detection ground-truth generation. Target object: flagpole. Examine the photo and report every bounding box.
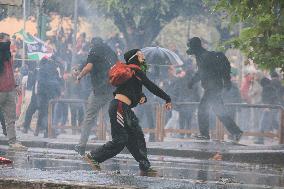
[71,0,78,69]
[22,0,26,68]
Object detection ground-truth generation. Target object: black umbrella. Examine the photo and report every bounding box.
[141,46,184,66]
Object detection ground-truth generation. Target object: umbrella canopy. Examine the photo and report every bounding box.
[141,46,184,66]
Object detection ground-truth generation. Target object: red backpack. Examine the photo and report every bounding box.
[108,61,141,86]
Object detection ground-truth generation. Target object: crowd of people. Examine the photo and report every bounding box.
[0,30,283,152]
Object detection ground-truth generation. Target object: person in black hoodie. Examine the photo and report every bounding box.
[35,58,61,137]
[84,49,172,174]
[186,37,243,141]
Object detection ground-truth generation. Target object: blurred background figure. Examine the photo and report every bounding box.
[66,65,84,135]
[171,64,200,139]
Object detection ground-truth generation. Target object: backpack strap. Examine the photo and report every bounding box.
[127,64,142,81]
[127,64,141,70]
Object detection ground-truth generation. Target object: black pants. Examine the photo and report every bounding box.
[37,94,50,131]
[177,107,194,135]
[23,93,38,130]
[198,89,242,138]
[91,99,151,171]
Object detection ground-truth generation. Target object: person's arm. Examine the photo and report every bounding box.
[139,93,147,104]
[188,71,201,89]
[136,70,171,103]
[77,47,97,81]
[77,63,93,81]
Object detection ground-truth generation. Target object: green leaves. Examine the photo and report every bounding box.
[209,0,284,72]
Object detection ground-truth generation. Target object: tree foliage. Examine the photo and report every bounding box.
[211,0,284,72]
[88,0,206,49]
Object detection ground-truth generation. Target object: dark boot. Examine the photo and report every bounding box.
[2,125,7,136]
[34,127,39,136]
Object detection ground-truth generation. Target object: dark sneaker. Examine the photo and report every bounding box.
[2,127,7,136]
[34,127,39,136]
[74,145,85,156]
[232,132,243,143]
[140,167,158,177]
[84,153,101,171]
[193,134,210,140]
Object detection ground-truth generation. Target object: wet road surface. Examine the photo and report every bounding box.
[0,147,283,189]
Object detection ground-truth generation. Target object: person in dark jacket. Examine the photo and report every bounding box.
[256,77,281,144]
[171,66,200,138]
[186,37,243,141]
[270,71,283,104]
[83,49,172,175]
[34,58,61,137]
[22,66,38,134]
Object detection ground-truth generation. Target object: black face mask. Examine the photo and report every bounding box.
[186,47,195,55]
[186,45,202,55]
[140,60,148,73]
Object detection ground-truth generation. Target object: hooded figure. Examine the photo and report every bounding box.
[186,37,243,141]
[82,49,172,176]
[124,48,148,72]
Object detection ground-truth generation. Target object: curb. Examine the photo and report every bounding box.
[1,139,284,166]
[0,178,137,189]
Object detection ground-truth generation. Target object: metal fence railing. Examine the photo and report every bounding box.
[47,99,284,144]
[158,102,284,144]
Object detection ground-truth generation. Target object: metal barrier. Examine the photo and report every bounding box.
[47,99,88,138]
[47,100,165,141]
[48,99,284,144]
[158,102,284,144]
[134,102,163,141]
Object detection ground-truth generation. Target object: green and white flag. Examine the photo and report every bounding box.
[15,29,53,60]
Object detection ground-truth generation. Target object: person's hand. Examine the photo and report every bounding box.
[139,96,146,104]
[76,76,81,84]
[15,86,22,96]
[165,102,172,110]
